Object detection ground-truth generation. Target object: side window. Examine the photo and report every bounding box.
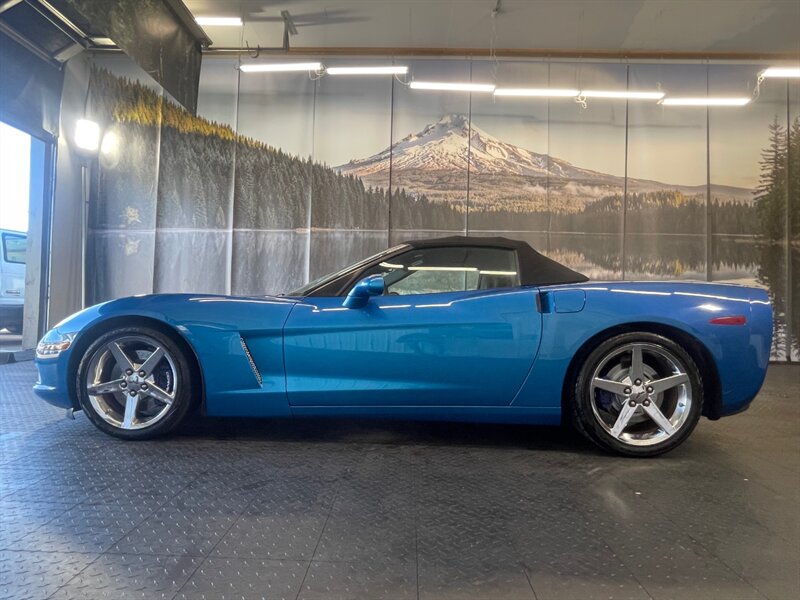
[2,234,26,265]
[361,246,519,296]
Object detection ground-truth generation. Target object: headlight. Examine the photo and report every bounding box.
[36,331,75,359]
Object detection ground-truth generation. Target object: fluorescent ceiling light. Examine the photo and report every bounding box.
[580,90,665,100]
[660,97,751,106]
[195,16,242,26]
[408,266,479,272]
[761,66,800,78]
[379,262,405,269]
[409,81,495,93]
[239,62,322,73]
[479,270,518,276]
[327,66,408,75]
[90,37,115,46]
[494,88,578,97]
[74,119,100,152]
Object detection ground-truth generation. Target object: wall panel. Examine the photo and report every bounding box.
[389,60,470,243]
[547,62,627,279]
[626,64,708,282]
[709,64,788,358]
[310,59,393,279]
[153,58,239,294]
[467,60,549,234]
[85,56,162,303]
[231,63,315,295]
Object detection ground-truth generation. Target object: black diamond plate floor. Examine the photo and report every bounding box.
[1,360,798,600]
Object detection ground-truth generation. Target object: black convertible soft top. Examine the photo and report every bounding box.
[299,235,588,296]
[404,235,589,287]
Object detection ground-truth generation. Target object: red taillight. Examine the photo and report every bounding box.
[709,315,747,326]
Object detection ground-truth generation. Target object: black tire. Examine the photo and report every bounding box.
[571,332,703,457]
[76,325,196,440]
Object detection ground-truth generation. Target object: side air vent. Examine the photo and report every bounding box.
[239,336,262,386]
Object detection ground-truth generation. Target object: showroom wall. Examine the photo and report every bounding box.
[78,54,799,360]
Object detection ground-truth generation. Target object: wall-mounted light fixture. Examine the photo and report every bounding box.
[409,81,495,93]
[74,119,101,153]
[326,66,408,75]
[239,62,322,73]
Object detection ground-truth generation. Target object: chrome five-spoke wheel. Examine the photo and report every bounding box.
[590,343,691,446]
[86,335,177,430]
[573,333,703,456]
[77,326,194,439]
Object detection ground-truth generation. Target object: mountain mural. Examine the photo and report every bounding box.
[337,113,752,210]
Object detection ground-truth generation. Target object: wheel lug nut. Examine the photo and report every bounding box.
[139,370,146,377]
[624,387,632,395]
[141,383,148,390]
[129,390,137,396]
[120,381,127,388]
[628,400,636,407]
[646,386,654,393]
[634,379,642,386]
[643,399,651,406]
[125,369,132,375]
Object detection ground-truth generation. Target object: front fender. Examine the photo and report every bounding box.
[36,294,298,416]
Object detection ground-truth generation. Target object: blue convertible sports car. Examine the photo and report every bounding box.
[34,236,772,457]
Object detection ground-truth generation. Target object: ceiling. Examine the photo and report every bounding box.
[183,0,800,57]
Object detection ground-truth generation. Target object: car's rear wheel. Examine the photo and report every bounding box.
[76,326,195,440]
[571,332,703,457]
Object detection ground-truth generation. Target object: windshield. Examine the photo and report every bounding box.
[287,244,408,296]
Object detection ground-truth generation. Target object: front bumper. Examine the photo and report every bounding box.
[33,353,74,409]
[32,383,71,408]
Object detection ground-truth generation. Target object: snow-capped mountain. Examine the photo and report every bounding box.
[336,113,751,206]
[339,113,614,183]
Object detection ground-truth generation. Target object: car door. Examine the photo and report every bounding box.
[283,245,542,407]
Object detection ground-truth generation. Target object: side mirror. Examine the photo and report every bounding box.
[343,275,385,309]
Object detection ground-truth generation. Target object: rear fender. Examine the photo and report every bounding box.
[513,282,771,416]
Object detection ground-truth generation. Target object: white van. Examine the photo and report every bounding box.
[0,229,26,334]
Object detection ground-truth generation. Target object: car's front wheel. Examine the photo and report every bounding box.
[76,326,195,439]
[571,332,703,457]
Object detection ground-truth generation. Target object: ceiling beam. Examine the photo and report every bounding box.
[202,46,800,62]
[27,0,90,47]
